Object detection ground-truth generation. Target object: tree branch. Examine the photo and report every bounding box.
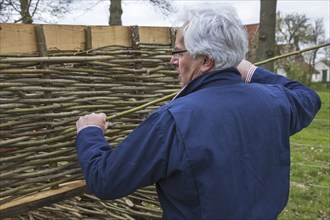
[30,0,41,17]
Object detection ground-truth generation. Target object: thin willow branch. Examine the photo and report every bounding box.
[254,42,330,66]
[61,92,177,134]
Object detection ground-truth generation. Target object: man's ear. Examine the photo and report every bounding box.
[201,57,215,72]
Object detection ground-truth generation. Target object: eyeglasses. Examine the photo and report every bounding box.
[171,49,188,58]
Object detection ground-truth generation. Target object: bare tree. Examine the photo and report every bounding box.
[147,0,174,16]
[304,18,326,83]
[256,0,277,71]
[0,0,73,23]
[109,0,174,26]
[276,12,309,52]
[276,12,326,85]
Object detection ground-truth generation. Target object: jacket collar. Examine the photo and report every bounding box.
[173,67,242,100]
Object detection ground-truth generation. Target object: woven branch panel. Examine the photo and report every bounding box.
[0,23,179,219]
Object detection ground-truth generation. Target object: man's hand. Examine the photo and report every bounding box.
[237,59,255,82]
[76,113,109,133]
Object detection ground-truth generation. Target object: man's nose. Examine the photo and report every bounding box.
[170,56,179,65]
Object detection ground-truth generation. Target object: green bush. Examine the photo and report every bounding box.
[310,82,330,92]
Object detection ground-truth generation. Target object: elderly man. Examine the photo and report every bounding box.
[76,4,321,219]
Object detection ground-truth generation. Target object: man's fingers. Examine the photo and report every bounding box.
[104,121,109,131]
[98,113,107,122]
[99,113,106,118]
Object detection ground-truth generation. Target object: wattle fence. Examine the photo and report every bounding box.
[0,23,179,218]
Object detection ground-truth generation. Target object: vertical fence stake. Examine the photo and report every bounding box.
[170,27,177,49]
[170,27,178,85]
[129,25,144,206]
[130,26,145,119]
[85,27,95,92]
[35,25,59,190]
[85,27,92,51]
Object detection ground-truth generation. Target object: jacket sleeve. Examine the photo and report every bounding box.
[251,67,321,135]
[75,109,178,200]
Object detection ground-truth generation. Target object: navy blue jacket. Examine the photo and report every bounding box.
[76,67,321,219]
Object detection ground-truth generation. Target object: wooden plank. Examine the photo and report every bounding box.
[0,24,172,54]
[91,26,131,48]
[0,23,38,54]
[43,24,86,52]
[0,180,88,218]
[139,26,171,44]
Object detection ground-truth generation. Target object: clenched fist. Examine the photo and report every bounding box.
[76,113,109,134]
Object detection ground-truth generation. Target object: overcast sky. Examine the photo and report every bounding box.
[58,0,330,38]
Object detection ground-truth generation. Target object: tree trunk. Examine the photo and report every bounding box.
[256,0,277,71]
[109,0,122,25]
[20,0,33,23]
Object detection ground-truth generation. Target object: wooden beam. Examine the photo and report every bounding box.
[43,24,86,52]
[91,26,132,48]
[0,24,175,54]
[0,23,37,54]
[139,26,171,45]
[0,180,88,218]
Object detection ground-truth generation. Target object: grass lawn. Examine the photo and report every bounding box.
[279,92,330,220]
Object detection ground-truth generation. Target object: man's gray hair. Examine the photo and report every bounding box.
[179,4,249,70]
